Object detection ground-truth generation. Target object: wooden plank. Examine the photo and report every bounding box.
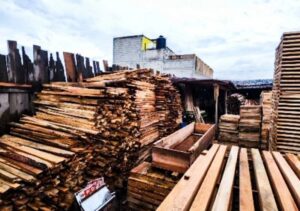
[239,148,255,211]
[211,146,239,211]
[157,144,219,211]
[286,153,300,178]
[63,52,77,82]
[0,54,8,82]
[251,149,278,211]
[190,145,227,211]
[262,151,298,210]
[0,161,35,183]
[273,151,300,207]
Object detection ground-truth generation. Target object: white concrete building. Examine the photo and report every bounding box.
[113,35,213,78]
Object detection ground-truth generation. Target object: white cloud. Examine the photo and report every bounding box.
[0,0,299,79]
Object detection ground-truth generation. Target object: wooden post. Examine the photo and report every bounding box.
[214,84,219,124]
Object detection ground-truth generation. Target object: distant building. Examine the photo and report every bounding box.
[113,35,213,78]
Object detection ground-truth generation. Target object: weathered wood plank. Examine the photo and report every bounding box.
[190,145,227,211]
[286,153,300,179]
[262,151,297,210]
[272,151,300,207]
[239,148,255,211]
[211,146,239,211]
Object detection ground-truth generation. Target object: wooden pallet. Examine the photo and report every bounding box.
[218,114,240,143]
[157,144,300,210]
[270,32,300,153]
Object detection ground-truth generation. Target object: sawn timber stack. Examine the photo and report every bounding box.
[270,31,300,153]
[0,69,183,210]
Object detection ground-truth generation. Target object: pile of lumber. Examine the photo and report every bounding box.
[0,69,183,210]
[218,114,240,143]
[261,91,272,148]
[127,162,180,210]
[155,75,182,138]
[270,31,300,153]
[239,105,262,147]
[227,93,245,114]
[158,144,300,210]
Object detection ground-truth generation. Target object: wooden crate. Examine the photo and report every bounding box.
[152,122,216,173]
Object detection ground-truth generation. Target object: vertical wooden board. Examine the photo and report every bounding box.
[252,149,278,211]
[40,50,49,83]
[48,53,55,82]
[239,148,255,211]
[0,54,8,82]
[85,57,94,78]
[0,93,10,133]
[33,45,42,83]
[262,151,298,210]
[190,145,227,211]
[75,54,84,81]
[286,153,300,179]
[63,52,77,82]
[273,151,300,207]
[6,41,17,83]
[103,60,109,72]
[157,144,220,211]
[211,146,239,211]
[22,46,33,84]
[96,61,101,74]
[55,52,66,82]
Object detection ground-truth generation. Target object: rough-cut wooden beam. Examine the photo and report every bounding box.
[272,151,300,207]
[157,144,219,211]
[252,149,278,211]
[63,52,77,82]
[262,151,297,210]
[0,54,8,82]
[239,148,255,211]
[211,146,239,211]
[190,145,227,211]
[85,57,94,78]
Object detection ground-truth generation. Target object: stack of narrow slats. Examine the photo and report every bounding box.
[260,91,272,149]
[155,75,182,138]
[158,144,300,211]
[127,162,180,211]
[218,114,240,143]
[0,69,182,210]
[270,31,300,153]
[239,105,262,147]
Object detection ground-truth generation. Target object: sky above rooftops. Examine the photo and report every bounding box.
[0,0,299,80]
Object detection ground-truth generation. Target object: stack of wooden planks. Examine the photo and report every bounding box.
[270,31,300,153]
[155,75,183,138]
[0,69,183,210]
[218,114,240,143]
[158,144,300,211]
[239,105,262,148]
[127,162,181,210]
[261,91,272,149]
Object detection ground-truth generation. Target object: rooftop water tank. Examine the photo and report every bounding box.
[156,35,166,49]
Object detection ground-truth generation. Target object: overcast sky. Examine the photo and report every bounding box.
[0,0,300,80]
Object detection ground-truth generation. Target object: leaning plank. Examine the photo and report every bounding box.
[286,153,300,179]
[211,146,239,211]
[262,151,298,210]
[239,148,255,211]
[157,144,220,211]
[273,151,300,207]
[190,145,227,211]
[252,149,278,211]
